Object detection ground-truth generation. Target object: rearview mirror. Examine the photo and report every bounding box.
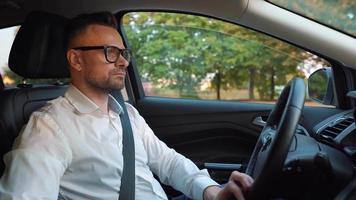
[308,68,335,105]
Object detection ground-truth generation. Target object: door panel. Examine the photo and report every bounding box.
[136,96,274,182]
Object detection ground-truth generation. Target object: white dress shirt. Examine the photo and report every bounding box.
[0,85,218,200]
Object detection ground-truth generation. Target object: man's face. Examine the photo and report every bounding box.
[70,24,129,91]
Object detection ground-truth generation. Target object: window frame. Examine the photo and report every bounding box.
[117,10,346,108]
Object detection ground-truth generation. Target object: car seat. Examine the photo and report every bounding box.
[0,11,69,175]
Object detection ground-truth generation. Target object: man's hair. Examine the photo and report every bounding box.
[65,11,118,50]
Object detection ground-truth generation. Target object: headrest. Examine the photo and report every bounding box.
[8,11,70,79]
[0,74,4,90]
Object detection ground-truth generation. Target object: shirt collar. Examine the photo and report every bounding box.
[65,85,123,115]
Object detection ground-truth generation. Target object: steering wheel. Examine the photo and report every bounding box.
[245,78,306,199]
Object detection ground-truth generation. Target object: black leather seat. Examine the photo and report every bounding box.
[0,11,70,175]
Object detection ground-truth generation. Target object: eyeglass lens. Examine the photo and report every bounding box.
[106,47,131,63]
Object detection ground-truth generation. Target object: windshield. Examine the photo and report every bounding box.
[268,0,356,37]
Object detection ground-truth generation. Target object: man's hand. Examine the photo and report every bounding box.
[203,171,254,200]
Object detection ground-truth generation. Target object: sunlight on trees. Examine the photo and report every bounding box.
[123,12,330,101]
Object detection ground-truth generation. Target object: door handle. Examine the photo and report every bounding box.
[252,116,266,127]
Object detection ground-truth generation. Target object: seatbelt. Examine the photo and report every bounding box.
[111,90,135,200]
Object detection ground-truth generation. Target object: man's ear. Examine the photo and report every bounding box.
[67,49,82,71]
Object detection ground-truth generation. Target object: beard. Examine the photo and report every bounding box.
[85,69,126,93]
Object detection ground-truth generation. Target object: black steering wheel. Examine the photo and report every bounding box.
[245,78,306,199]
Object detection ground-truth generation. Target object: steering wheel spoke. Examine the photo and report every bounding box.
[246,78,306,200]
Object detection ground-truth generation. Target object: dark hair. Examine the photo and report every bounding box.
[65,11,118,50]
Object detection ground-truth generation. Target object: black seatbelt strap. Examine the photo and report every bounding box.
[111,90,135,200]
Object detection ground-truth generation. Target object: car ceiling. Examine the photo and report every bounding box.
[1,0,356,70]
[0,0,248,26]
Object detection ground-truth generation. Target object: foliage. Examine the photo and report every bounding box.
[270,0,356,36]
[123,12,323,100]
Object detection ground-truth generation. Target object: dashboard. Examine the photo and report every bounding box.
[313,110,356,166]
[282,108,356,199]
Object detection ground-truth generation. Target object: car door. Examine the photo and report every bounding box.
[119,11,336,184]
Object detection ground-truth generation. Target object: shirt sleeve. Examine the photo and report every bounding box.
[125,103,219,200]
[0,111,72,200]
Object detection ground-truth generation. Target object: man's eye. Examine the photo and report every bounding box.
[107,48,118,56]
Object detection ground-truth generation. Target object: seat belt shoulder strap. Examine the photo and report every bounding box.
[111,90,135,200]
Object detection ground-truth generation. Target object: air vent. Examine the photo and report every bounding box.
[319,117,354,139]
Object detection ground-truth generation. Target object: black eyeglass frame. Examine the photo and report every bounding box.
[72,45,131,63]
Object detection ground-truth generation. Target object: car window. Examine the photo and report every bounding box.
[0,25,71,86]
[0,26,20,86]
[268,0,356,37]
[122,12,331,106]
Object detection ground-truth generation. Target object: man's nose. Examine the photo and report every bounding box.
[115,55,129,68]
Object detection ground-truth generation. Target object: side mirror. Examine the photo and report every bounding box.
[308,68,335,105]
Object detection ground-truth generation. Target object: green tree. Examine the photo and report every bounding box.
[123,12,326,101]
[271,0,356,36]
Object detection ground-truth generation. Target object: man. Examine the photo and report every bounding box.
[0,12,253,200]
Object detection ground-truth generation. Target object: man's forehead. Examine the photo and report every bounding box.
[74,24,123,46]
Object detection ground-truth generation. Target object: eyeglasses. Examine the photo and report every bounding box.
[72,45,132,63]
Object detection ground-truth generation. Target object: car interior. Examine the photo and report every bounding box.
[0,0,355,199]
[0,11,69,176]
